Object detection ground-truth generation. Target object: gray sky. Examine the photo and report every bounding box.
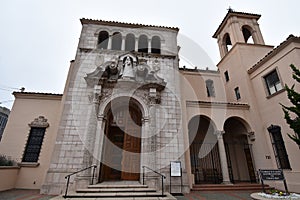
[1,0,300,109]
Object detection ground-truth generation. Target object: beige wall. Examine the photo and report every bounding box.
[249,41,300,192]
[0,166,19,191]
[0,93,62,189]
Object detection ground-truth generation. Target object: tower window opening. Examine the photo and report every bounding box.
[98,31,109,49]
[242,26,254,44]
[111,32,122,50]
[223,33,232,53]
[151,36,161,54]
[138,35,148,53]
[125,34,135,52]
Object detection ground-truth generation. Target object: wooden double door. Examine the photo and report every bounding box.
[100,106,142,181]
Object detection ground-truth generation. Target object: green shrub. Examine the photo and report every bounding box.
[0,155,17,166]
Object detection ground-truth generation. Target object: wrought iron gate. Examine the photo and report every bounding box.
[190,142,222,184]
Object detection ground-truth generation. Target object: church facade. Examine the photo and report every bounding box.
[0,10,300,194]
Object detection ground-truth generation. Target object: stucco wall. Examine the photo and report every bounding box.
[0,166,19,191]
[0,93,62,189]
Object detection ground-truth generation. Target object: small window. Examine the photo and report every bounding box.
[224,71,229,82]
[234,87,241,100]
[267,125,291,169]
[22,127,46,162]
[264,70,283,95]
[206,79,215,97]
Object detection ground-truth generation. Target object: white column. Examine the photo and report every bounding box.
[121,36,125,51]
[215,130,232,184]
[148,39,151,53]
[108,35,112,50]
[135,38,139,52]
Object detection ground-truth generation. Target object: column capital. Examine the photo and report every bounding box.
[214,130,225,138]
[142,116,150,124]
[247,131,255,141]
[97,114,106,121]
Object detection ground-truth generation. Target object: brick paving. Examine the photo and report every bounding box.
[0,189,256,200]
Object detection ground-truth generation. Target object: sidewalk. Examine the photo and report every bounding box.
[0,189,255,200]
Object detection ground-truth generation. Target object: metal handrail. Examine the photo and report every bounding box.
[142,166,166,197]
[64,164,97,198]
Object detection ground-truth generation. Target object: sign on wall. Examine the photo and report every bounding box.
[170,161,181,177]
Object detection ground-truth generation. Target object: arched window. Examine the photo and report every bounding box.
[242,26,254,44]
[98,31,109,49]
[125,34,135,52]
[138,35,148,53]
[223,33,232,53]
[151,36,161,54]
[111,32,122,50]
[205,79,215,97]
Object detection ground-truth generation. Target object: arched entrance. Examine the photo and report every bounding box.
[223,117,256,183]
[189,115,222,184]
[99,99,142,182]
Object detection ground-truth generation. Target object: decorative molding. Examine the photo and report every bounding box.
[29,116,49,128]
[248,131,255,141]
[18,162,40,167]
[186,100,250,110]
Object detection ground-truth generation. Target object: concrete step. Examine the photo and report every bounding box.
[76,187,157,193]
[192,183,272,191]
[88,184,149,189]
[66,191,165,197]
[61,183,176,199]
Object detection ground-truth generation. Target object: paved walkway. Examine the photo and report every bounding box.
[0,189,256,200]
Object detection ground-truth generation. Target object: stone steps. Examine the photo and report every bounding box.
[57,182,176,200]
[192,183,272,191]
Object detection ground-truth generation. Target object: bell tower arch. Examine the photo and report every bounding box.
[213,9,265,58]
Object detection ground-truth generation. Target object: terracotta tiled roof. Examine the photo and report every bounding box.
[80,18,179,31]
[248,35,300,74]
[212,10,261,38]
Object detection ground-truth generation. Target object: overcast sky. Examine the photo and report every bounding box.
[1,0,300,109]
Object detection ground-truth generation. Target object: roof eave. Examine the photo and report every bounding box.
[213,11,261,38]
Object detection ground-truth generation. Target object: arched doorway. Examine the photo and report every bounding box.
[223,117,256,183]
[189,115,222,184]
[100,99,142,182]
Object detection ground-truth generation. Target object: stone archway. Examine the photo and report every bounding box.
[188,115,222,184]
[223,117,256,183]
[99,98,142,182]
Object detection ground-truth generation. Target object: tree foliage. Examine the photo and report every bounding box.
[281,64,300,146]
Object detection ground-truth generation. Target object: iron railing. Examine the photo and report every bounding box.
[142,166,166,197]
[64,164,97,198]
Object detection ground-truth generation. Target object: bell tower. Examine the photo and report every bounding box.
[213,9,265,58]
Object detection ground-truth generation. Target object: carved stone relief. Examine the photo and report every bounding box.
[84,52,166,107]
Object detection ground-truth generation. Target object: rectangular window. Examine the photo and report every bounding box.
[234,87,241,100]
[264,70,283,95]
[224,71,229,82]
[267,125,291,169]
[206,80,215,97]
[22,127,46,162]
